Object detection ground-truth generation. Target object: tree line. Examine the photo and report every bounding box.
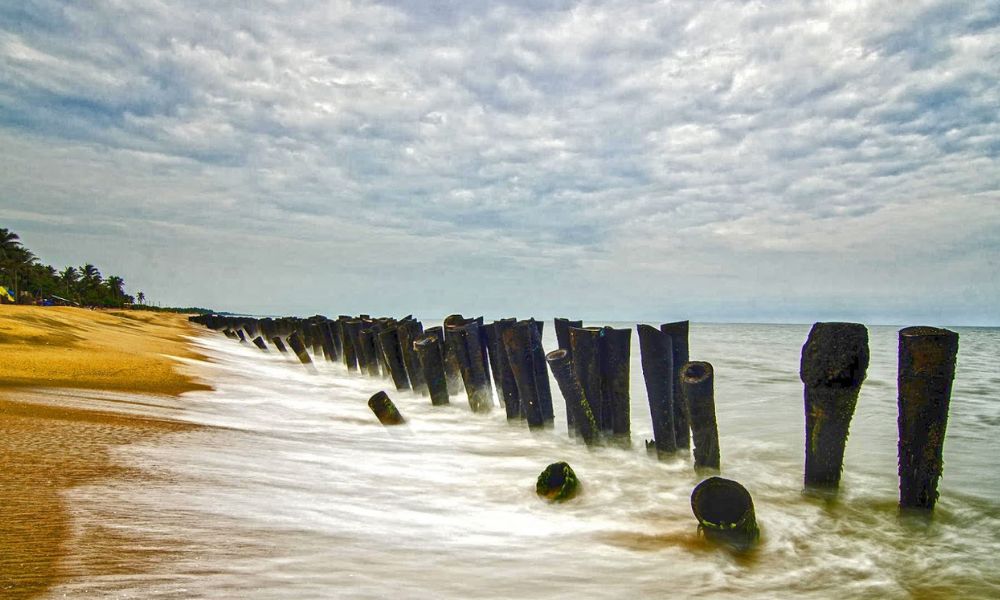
[0,227,145,307]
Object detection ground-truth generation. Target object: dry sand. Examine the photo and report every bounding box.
[0,306,209,599]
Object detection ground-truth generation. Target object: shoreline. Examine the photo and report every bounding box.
[0,306,211,599]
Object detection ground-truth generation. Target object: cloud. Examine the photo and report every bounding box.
[0,0,997,323]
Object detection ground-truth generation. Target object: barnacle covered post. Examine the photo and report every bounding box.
[660,321,691,450]
[546,348,598,446]
[569,326,605,432]
[414,333,450,406]
[536,462,580,502]
[681,361,720,471]
[368,391,405,426]
[898,326,959,511]
[638,324,677,457]
[691,477,759,551]
[799,322,870,488]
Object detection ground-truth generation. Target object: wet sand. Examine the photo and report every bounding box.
[0,306,208,599]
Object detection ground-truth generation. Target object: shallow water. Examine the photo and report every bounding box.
[50,323,1000,598]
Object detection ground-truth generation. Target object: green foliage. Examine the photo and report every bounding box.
[0,227,136,308]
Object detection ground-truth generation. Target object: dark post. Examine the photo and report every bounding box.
[252,336,268,351]
[270,336,288,353]
[553,318,582,355]
[681,361,720,471]
[601,327,631,447]
[320,321,338,362]
[341,318,361,371]
[358,328,382,378]
[800,322,870,488]
[536,462,580,502]
[569,327,605,432]
[235,328,248,343]
[414,334,449,406]
[398,319,426,395]
[378,327,411,391]
[661,321,691,450]
[483,322,505,404]
[638,324,677,457]
[442,314,466,396]
[546,349,598,446]
[502,320,552,429]
[898,326,959,511]
[368,391,405,426]
[446,320,493,413]
[286,332,313,366]
[691,477,759,551]
[493,319,522,420]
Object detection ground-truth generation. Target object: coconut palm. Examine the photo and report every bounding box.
[105,275,125,306]
[59,266,80,299]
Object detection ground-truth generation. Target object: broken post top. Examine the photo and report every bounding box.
[800,322,870,388]
[899,326,959,379]
[546,348,569,362]
[660,320,689,336]
[681,361,713,385]
[691,477,754,530]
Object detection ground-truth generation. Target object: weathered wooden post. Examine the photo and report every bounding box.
[358,328,382,378]
[398,319,426,395]
[536,462,580,502]
[442,314,466,396]
[691,477,759,551]
[252,336,268,351]
[681,361,720,471]
[546,349,598,446]
[800,322,870,488]
[602,327,631,447]
[898,326,959,511]
[492,319,522,420]
[414,334,449,406]
[378,327,411,391]
[502,320,553,428]
[446,320,493,413]
[270,336,288,353]
[569,327,605,433]
[553,318,582,355]
[483,321,505,403]
[368,391,405,425]
[638,324,677,457]
[235,328,248,343]
[661,321,691,450]
[286,332,313,366]
[340,318,361,371]
[320,321,338,362]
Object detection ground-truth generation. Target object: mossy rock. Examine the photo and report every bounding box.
[536,462,579,502]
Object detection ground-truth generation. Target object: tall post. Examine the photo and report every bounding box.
[681,361,720,471]
[638,324,677,457]
[378,327,411,391]
[602,327,631,447]
[569,327,606,433]
[546,348,598,446]
[414,334,449,406]
[442,314,466,396]
[493,319,522,420]
[661,321,691,450]
[553,318,582,355]
[358,328,382,378]
[800,322,870,488]
[502,320,550,429]
[398,319,426,395]
[340,318,361,371]
[446,320,493,413]
[319,321,338,362]
[898,326,959,511]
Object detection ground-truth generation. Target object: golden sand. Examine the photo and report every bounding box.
[0,306,209,599]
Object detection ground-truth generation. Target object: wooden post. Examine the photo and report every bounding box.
[492,319,522,420]
[398,319,426,395]
[898,326,959,511]
[252,336,268,351]
[553,318,582,355]
[602,327,631,447]
[681,361,720,471]
[691,477,759,551]
[638,324,677,457]
[286,332,313,366]
[270,336,288,353]
[414,334,449,406]
[319,320,338,362]
[442,314,466,396]
[800,322,870,488]
[569,327,606,433]
[358,328,382,378]
[501,320,552,428]
[368,391,405,425]
[661,321,691,450]
[340,318,361,371]
[446,320,493,413]
[378,327,411,391]
[546,349,598,446]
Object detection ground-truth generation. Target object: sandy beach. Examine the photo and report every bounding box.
[0,306,208,599]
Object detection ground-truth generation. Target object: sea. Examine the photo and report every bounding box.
[46,322,1000,599]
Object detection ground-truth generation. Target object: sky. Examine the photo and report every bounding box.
[1,0,998,325]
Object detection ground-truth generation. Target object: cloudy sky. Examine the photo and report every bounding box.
[1,0,997,324]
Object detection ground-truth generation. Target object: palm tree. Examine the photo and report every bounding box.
[0,228,25,301]
[105,275,125,306]
[136,291,146,305]
[59,266,80,299]
[79,264,102,305]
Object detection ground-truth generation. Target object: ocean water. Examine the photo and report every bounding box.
[50,322,1000,598]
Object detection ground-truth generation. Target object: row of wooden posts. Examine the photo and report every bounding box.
[188,313,959,515]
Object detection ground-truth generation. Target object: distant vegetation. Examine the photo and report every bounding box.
[0,227,202,311]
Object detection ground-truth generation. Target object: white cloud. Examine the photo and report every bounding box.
[0,0,997,323]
